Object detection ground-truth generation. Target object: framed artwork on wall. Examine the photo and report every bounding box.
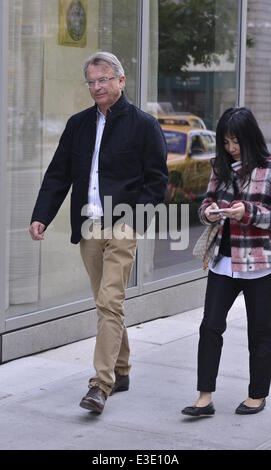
[59,0,87,47]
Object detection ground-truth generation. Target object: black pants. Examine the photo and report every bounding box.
[198,270,271,398]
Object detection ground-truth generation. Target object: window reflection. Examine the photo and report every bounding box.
[7,0,139,316]
[145,0,240,282]
[245,0,271,150]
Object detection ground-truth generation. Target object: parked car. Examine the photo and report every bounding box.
[162,126,215,164]
[162,126,215,220]
[147,102,206,129]
[158,113,206,130]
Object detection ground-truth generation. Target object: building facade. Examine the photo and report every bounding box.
[0,0,268,363]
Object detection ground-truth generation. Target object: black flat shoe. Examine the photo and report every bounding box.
[181,402,215,417]
[235,398,266,415]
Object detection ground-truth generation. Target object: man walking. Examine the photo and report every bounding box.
[29,52,168,414]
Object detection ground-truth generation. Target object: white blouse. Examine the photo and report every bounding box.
[209,256,271,279]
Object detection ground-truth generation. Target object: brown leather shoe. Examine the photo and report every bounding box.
[110,372,130,396]
[79,386,107,414]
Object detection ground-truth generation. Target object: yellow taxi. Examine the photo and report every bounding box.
[158,113,206,130]
[162,125,215,197]
[147,101,206,130]
[162,125,215,163]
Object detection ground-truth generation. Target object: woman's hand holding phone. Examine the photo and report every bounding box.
[220,202,245,221]
[205,203,222,222]
[205,202,245,222]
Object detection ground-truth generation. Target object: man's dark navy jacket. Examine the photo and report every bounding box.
[31,94,168,243]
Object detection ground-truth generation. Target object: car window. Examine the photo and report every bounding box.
[190,134,205,155]
[158,118,190,126]
[163,130,187,154]
[190,118,204,129]
[201,133,216,153]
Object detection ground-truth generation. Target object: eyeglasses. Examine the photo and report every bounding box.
[85,76,118,88]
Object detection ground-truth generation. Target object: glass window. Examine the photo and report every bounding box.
[202,133,216,153]
[245,0,271,150]
[7,0,139,318]
[144,0,240,283]
[190,118,205,129]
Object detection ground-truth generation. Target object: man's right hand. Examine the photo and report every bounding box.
[29,222,45,241]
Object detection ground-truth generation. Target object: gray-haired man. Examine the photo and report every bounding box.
[30,52,168,414]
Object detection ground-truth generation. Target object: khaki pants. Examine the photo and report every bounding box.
[80,223,137,397]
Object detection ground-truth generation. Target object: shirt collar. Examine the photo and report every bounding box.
[97,107,106,120]
[231,160,242,172]
[94,93,129,118]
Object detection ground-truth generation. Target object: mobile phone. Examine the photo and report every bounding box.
[209,209,225,214]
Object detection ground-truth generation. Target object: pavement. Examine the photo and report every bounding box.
[0,294,270,451]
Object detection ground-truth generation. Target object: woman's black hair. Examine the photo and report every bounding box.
[213,107,269,188]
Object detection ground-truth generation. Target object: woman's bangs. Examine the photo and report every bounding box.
[224,118,240,141]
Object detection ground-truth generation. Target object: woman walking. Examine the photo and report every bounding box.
[182,107,271,416]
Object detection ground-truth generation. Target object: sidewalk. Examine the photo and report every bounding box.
[0,294,270,450]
